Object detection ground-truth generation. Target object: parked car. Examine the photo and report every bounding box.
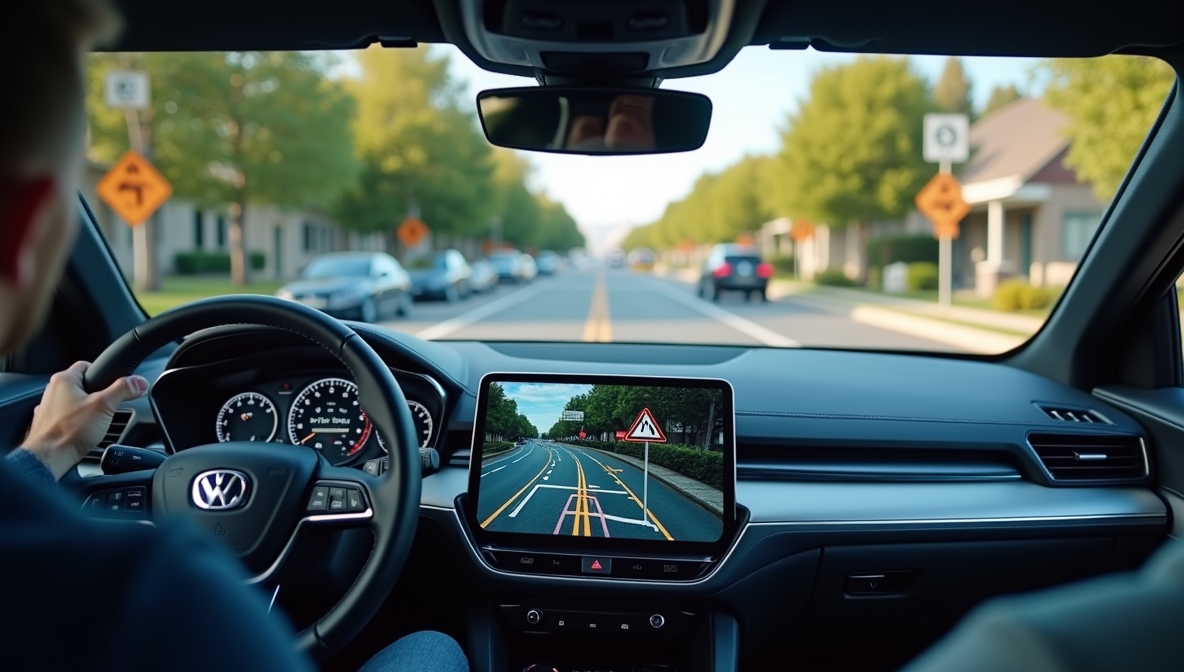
[489,250,537,283]
[606,249,626,268]
[406,249,472,302]
[697,244,774,302]
[627,247,656,272]
[536,250,562,275]
[468,258,499,293]
[276,251,412,321]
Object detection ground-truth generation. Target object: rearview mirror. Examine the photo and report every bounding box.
[477,87,712,155]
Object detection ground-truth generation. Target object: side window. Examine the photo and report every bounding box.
[1063,211,1102,260]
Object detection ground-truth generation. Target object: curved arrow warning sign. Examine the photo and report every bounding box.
[623,407,666,443]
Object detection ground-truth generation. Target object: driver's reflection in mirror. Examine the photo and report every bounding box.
[564,94,656,152]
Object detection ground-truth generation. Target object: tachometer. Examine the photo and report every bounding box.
[287,377,373,464]
[216,392,278,443]
[375,400,435,452]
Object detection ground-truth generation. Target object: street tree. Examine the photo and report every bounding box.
[934,56,974,117]
[1041,56,1175,202]
[982,84,1022,117]
[87,52,358,285]
[767,56,933,277]
[335,46,497,250]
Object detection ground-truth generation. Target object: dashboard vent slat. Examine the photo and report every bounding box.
[1037,404,1110,425]
[89,408,133,458]
[1028,433,1146,482]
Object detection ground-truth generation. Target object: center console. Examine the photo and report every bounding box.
[464,373,740,672]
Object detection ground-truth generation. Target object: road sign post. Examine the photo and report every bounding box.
[623,407,667,526]
[105,69,159,291]
[921,113,970,308]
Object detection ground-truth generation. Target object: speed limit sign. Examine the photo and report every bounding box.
[104,71,150,110]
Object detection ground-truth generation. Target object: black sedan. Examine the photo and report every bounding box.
[276,252,412,322]
[697,244,774,302]
[407,249,472,302]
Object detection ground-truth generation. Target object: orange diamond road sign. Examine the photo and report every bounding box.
[915,173,971,240]
[790,220,815,242]
[95,151,172,226]
[397,217,428,247]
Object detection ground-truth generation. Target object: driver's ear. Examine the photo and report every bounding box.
[0,176,55,287]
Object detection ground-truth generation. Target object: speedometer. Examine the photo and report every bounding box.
[287,377,373,464]
[216,392,278,443]
[375,400,434,452]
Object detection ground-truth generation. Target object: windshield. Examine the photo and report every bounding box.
[301,258,370,279]
[85,47,1173,353]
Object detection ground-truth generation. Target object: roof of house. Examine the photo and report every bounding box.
[960,97,1071,186]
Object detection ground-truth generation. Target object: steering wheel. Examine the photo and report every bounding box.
[80,295,422,660]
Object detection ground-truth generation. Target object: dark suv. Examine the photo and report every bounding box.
[697,244,774,302]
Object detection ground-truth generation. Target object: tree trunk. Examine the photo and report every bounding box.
[702,399,715,451]
[229,198,248,286]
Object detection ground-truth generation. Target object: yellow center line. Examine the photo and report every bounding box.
[576,447,673,541]
[481,445,552,528]
[571,452,583,535]
[582,270,612,342]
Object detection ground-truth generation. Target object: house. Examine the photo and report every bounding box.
[82,162,385,281]
[956,97,1105,295]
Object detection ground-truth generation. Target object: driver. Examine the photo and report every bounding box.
[0,2,467,671]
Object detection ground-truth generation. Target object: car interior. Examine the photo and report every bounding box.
[2,1,1183,671]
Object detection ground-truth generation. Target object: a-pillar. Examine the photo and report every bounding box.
[975,200,1013,297]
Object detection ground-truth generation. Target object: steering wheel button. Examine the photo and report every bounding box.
[307,485,329,511]
[346,488,363,511]
[126,486,145,499]
[329,498,345,511]
[329,487,345,501]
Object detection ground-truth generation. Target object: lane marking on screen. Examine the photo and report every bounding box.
[480,445,554,528]
[509,483,628,518]
[511,445,535,463]
[481,465,506,478]
[574,446,673,540]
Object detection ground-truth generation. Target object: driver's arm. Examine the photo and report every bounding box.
[8,360,147,482]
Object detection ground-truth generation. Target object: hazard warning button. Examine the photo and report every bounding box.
[581,556,612,575]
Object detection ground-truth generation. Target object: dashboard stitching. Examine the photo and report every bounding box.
[736,409,1132,429]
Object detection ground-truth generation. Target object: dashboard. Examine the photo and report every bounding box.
[150,340,445,467]
[100,324,1170,672]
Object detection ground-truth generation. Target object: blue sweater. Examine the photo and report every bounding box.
[4,448,55,486]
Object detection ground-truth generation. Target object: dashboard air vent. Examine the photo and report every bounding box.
[90,409,133,457]
[1028,433,1146,481]
[1038,404,1109,424]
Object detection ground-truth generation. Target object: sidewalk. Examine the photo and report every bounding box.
[586,446,724,515]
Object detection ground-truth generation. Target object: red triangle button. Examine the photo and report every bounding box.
[591,560,602,570]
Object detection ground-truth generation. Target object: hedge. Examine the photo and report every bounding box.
[993,280,1054,312]
[174,251,267,274]
[767,254,795,275]
[482,441,516,456]
[814,268,857,287]
[906,262,939,291]
[867,235,939,269]
[612,442,724,490]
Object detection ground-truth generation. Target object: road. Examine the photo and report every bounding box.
[477,439,722,542]
[380,267,965,350]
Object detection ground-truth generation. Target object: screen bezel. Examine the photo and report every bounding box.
[466,372,737,556]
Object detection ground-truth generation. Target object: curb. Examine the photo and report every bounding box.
[586,446,724,516]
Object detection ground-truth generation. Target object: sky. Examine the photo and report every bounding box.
[500,382,592,435]
[440,46,1039,251]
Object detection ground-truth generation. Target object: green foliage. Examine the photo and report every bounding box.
[543,384,724,450]
[866,235,939,270]
[982,84,1022,117]
[612,442,725,490]
[87,52,358,285]
[1041,56,1175,202]
[814,269,858,287]
[482,442,516,456]
[174,251,265,274]
[767,254,795,275]
[866,266,881,291]
[993,280,1053,312]
[768,56,934,229]
[906,262,939,291]
[483,383,537,441]
[935,57,974,117]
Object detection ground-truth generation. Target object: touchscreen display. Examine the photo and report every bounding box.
[472,376,732,544]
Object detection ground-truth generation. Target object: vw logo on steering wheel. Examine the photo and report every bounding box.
[191,470,250,510]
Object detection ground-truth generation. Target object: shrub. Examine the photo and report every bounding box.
[1020,284,1053,311]
[867,235,939,269]
[174,251,231,274]
[993,280,1054,312]
[866,266,882,291]
[906,262,939,291]
[250,251,267,271]
[612,442,724,490]
[768,254,795,275]
[814,269,857,287]
[482,441,516,456]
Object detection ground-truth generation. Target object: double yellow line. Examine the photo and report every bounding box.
[582,270,612,342]
[580,448,674,541]
[571,449,591,536]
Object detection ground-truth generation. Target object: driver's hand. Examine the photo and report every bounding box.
[21,361,149,481]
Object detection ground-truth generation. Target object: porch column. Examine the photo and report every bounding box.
[987,200,1005,266]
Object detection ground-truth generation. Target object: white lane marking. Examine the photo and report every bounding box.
[480,465,506,478]
[547,470,553,475]
[415,282,553,340]
[646,278,800,347]
[512,445,535,463]
[508,483,628,518]
[588,484,600,489]
[485,444,525,465]
[543,476,549,481]
[601,513,658,529]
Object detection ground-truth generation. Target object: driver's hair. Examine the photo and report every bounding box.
[0,0,120,177]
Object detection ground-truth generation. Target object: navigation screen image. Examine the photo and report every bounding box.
[476,382,727,542]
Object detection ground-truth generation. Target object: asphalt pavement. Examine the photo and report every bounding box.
[477,439,723,542]
[380,266,964,350]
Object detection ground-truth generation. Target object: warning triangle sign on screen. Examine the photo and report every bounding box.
[624,407,667,443]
